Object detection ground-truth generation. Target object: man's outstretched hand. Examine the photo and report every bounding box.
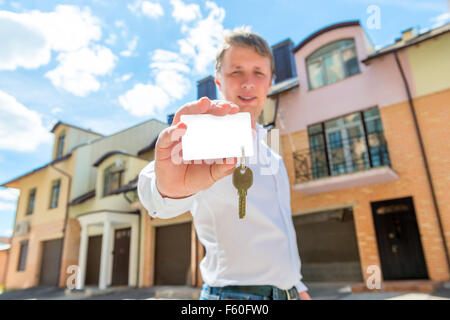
[154,97,239,199]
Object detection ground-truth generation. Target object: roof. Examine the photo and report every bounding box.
[267,77,299,97]
[293,20,360,53]
[69,190,95,206]
[197,75,215,84]
[1,153,72,188]
[51,121,104,136]
[272,38,294,50]
[93,150,148,167]
[137,136,158,156]
[362,22,450,64]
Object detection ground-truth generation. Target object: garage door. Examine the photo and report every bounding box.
[154,222,191,285]
[39,238,63,287]
[293,208,363,282]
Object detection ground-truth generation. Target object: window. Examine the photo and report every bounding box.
[307,107,390,179]
[26,188,36,215]
[363,107,391,167]
[306,39,360,90]
[17,240,28,271]
[56,132,65,158]
[49,180,61,209]
[103,164,123,197]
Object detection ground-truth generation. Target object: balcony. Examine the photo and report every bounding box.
[293,132,398,194]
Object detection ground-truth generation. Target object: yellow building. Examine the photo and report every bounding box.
[1,123,103,288]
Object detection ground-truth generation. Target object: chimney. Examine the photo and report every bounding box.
[271,39,297,84]
[401,27,415,42]
[197,76,217,100]
[167,113,175,125]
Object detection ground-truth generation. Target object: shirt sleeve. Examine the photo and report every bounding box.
[137,160,198,219]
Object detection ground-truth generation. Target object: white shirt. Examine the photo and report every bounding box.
[138,124,308,292]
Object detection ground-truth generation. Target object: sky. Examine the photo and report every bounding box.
[0,0,449,239]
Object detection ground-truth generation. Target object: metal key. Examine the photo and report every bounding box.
[232,147,253,219]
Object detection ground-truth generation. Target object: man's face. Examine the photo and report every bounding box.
[215,45,272,128]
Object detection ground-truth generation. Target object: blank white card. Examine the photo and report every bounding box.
[180,112,254,161]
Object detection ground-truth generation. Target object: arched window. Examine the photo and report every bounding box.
[306,39,360,90]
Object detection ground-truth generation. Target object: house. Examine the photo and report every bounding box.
[1,123,103,288]
[259,20,450,287]
[2,20,448,293]
[1,119,168,290]
[0,237,11,289]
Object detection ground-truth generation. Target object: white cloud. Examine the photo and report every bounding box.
[0,5,115,96]
[0,188,19,201]
[430,12,450,28]
[51,107,63,114]
[177,1,226,74]
[116,73,133,82]
[0,202,15,211]
[120,36,139,57]
[30,5,102,52]
[128,0,164,19]
[119,1,227,117]
[105,33,117,45]
[119,83,170,117]
[0,6,101,71]
[0,90,52,152]
[0,11,49,70]
[170,0,201,23]
[155,69,191,100]
[45,45,117,97]
[150,49,191,100]
[115,20,128,37]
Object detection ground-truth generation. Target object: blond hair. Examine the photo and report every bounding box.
[215,26,275,78]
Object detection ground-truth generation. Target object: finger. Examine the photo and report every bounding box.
[172,97,211,125]
[210,158,237,181]
[157,122,187,149]
[211,101,239,115]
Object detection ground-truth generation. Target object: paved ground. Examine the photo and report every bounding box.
[1,282,450,300]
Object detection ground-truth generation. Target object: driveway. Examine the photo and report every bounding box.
[1,282,449,300]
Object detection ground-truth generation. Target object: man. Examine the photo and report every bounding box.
[138,27,311,300]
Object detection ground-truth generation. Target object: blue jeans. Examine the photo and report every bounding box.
[199,284,300,300]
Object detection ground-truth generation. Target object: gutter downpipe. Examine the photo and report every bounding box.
[393,50,450,276]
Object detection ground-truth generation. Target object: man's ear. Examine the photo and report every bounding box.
[214,74,221,89]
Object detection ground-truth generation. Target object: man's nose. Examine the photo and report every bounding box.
[241,75,255,90]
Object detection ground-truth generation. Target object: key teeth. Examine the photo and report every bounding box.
[239,196,246,219]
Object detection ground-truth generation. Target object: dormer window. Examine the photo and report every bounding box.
[103,162,123,197]
[306,39,360,90]
[56,131,66,158]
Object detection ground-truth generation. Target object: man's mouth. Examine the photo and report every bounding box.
[238,96,256,103]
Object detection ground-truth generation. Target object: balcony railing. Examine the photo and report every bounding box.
[293,132,391,184]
